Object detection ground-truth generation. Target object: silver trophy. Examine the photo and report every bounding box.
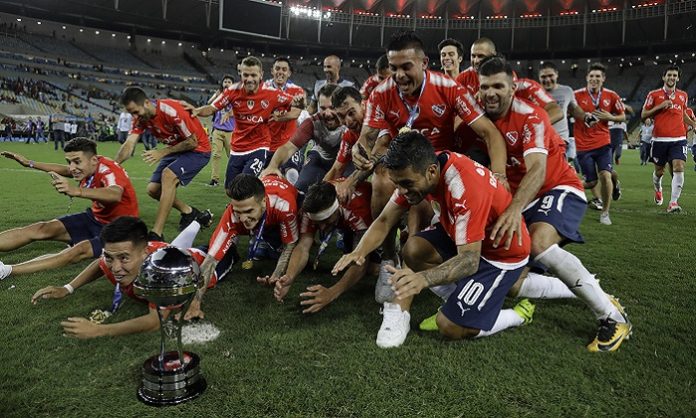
[133,246,207,406]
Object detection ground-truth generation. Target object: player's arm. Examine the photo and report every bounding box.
[272,233,314,301]
[389,241,482,300]
[468,116,508,177]
[0,151,70,176]
[544,102,564,124]
[332,200,405,274]
[261,141,299,178]
[568,101,588,121]
[641,94,669,120]
[61,307,160,339]
[270,106,302,123]
[353,125,380,170]
[31,259,103,304]
[115,133,140,164]
[270,242,297,281]
[192,105,218,118]
[684,110,696,129]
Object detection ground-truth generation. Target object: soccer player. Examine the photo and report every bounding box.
[192,56,302,195]
[641,65,695,212]
[0,138,138,280]
[273,181,373,313]
[324,86,364,182]
[30,216,236,338]
[265,57,307,159]
[360,55,391,101]
[311,55,355,111]
[573,63,625,225]
[117,87,213,241]
[261,84,345,194]
[207,74,236,187]
[334,132,534,348]
[438,38,465,79]
[479,56,631,352]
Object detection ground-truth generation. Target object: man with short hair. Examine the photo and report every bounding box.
[639,118,654,165]
[265,57,307,157]
[438,38,465,79]
[116,110,132,144]
[360,55,391,101]
[324,86,364,181]
[574,63,625,225]
[207,74,236,187]
[642,65,694,212]
[312,55,355,107]
[117,86,213,241]
[0,137,138,279]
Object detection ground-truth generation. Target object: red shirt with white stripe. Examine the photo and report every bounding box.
[211,82,294,153]
[686,107,695,132]
[455,66,478,96]
[130,99,210,153]
[514,78,555,108]
[264,80,305,152]
[643,88,689,141]
[364,70,484,151]
[390,152,530,267]
[360,74,383,101]
[300,182,372,236]
[86,156,139,224]
[495,98,584,199]
[573,88,624,152]
[336,129,359,165]
[207,176,299,261]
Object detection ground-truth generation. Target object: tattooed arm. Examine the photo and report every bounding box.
[271,242,297,280]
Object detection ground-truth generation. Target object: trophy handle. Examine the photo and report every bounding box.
[156,308,167,369]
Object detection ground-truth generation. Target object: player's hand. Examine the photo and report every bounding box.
[386,264,427,300]
[269,110,290,123]
[291,94,305,109]
[256,275,280,287]
[49,171,72,195]
[61,317,102,339]
[0,151,30,166]
[489,205,523,250]
[334,179,355,204]
[660,100,673,110]
[259,166,282,179]
[592,109,613,121]
[31,286,70,304]
[300,284,337,313]
[332,252,366,276]
[220,111,233,123]
[199,256,218,289]
[183,298,205,321]
[273,274,293,302]
[179,101,195,112]
[142,149,165,165]
[351,142,374,171]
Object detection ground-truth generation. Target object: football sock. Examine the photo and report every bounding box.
[517,272,577,299]
[476,309,524,338]
[670,171,684,203]
[535,244,624,323]
[171,220,200,249]
[653,171,663,191]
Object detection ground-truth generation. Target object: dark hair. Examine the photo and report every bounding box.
[331,86,362,108]
[438,38,464,58]
[273,57,293,73]
[303,182,337,214]
[100,216,148,246]
[587,62,607,75]
[64,137,97,155]
[386,31,425,54]
[241,56,263,69]
[120,86,147,106]
[376,54,389,71]
[478,55,514,78]
[318,83,339,100]
[383,131,437,173]
[227,174,265,201]
[663,65,681,77]
[540,61,558,72]
[221,74,234,84]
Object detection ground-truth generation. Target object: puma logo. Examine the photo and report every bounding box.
[457,301,470,317]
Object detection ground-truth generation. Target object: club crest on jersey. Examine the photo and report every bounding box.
[247,100,255,110]
[431,104,446,117]
[602,99,610,107]
[505,131,519,145]
[374,105,385,121]
[261,100,269,109]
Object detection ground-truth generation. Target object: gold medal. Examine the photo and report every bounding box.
[88,309,111,324]
[398,126,412,135]
[242,260,254,270]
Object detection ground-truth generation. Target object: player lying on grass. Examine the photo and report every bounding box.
[0,137,138,280]
[31,216,236,339]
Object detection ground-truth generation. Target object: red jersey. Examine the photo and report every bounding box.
[455,66,478,96]
[515,78,555,108]
[336,129,359,165]
[212,82,294,153]
[264,80,305,152]
[573,88,624,152]
[130,99,210,153]
[300,182,372,236]
[390,152,530,267]
[364,70,484,151]
[85,156,139,224]
[496,98,584,199]
[360,74,383,100]
[686,107,695,132]
[208,176,299,261]
[643,88,689,141]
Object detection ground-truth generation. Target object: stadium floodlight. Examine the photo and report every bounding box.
[37,21,42,25]
[95,31,100,35]
[16,18,21,22]
[112,33,116,37]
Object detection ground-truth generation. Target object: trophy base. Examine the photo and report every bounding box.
[137,351,206,407]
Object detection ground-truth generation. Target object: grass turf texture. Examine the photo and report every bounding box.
[0,141,695,417]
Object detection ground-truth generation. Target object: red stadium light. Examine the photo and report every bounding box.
[559,10,579,15]
[520,12,542,18]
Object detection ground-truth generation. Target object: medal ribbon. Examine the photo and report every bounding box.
[398,72,427,129]
[110,283,123,314]
[587,87,602,110]
[312,228,336,269]
[246,213,267,262]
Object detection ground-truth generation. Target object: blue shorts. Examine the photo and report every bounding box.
[266,149,305,174]
[57,209,105,257]
[225,149,268,190]
[577,145,613,183]
[650,140,687,166]
[150,151,210,186]
[523,189,585,245]
[195,244,239,284]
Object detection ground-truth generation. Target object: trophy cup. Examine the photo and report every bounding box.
[133,246,207,406]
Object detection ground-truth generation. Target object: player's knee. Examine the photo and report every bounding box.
[146,183,161,199]
[161,168,180,185]
[69,241,95,262]
[584,180,597,189]
[436,313,479,340]
[401,238,424,271]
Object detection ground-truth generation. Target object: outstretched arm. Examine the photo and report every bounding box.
[1,151,70,176]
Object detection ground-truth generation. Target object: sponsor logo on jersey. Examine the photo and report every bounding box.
[240,114,265,123]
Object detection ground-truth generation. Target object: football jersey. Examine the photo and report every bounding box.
[686,107,695,133]
[547,84,577,141]
[515,78,555,108]
[365,70,484,151]
[336,128,359,164]
[211,82,294,153]
[495,98,584,199]
[390,152,530,267]
[360,74,383,100]
[455,66,478,96]
[207,176,299,261]
[290,114,346,161]
[643,88,689,141]
[84,156,139,224]
[573,88,624,152]
[264,80,306,152]
[300,182,372,236]
[130,99,210,153]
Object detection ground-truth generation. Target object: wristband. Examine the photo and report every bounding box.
[63,284,74,294]
[29,160,35,168]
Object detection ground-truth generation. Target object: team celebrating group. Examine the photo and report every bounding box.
[2,30,693,353]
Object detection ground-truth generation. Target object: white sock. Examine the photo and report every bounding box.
[535,244,623,322]
[0,261,12,280]
[476,309,524,338]
[518,272,577,299]
[653,172,663,192]
[670,171,684,203]
[430,284,457,301]
[171,220,200,249]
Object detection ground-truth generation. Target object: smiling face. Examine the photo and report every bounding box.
[388,164,438,206]
[102,240,149,286]
[586,69,605,92]
[272,60,291,87]
[663,70,680,89]
[471,43,495,71]
[440,45,462,74]
[388,48,428,97]
[479,71,515,120]
[231,195,266,230]
[318,94,341,130]
[323,56,340,82]
[538,67,558,91]
[124,100,155,121]
[64,151,99,181]
[334,95,364,132]
[240,64,263,94]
